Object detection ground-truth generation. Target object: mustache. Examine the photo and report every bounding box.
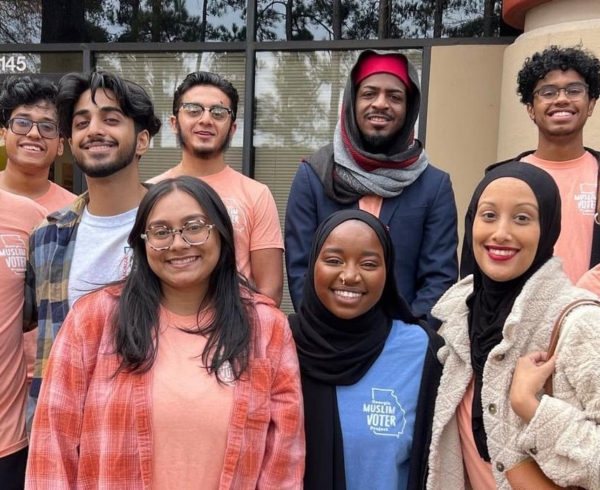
[365,110,392,120]
[79,136,117,147]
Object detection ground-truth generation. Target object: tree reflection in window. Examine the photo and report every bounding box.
[0,0,504,44]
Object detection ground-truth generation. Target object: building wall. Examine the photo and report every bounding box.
[426,44,508,252]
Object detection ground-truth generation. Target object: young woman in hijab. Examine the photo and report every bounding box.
[26,176,304,489]
[427,162,600,490]
[289,209,444,490]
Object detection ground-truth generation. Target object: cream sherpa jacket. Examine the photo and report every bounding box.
[427,258,600,490]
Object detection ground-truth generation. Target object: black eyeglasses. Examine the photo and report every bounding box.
[141,220,215,251]
[178,102,233,122]
[533,83,589,102]
[7,117,59,139]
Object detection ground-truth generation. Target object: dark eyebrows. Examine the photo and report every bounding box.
[359,84,406,94]
[147,214,208,227]
[72,106,125,118]
[13,111,57,123]
[322,246,383,258]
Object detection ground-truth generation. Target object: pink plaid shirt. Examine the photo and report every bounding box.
[26,286,304,489]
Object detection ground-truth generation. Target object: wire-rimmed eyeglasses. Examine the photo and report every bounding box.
[141,220,215,251]
[7,117,59,139]
[177,102,233,122]
[533,83,589,102]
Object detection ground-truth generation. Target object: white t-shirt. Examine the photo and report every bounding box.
[68,206,137,307]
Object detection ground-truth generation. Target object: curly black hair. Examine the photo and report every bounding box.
[0,75,58,127]
[517,45,600,104]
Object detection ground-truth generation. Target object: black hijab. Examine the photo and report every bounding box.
[289,209,420,490]
[465,162,561,461]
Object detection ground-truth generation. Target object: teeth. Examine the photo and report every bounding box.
[22,145,42,151]
[169,257,196,265]
[552,111,573,117]
[489,248,516,257]
[335,290,362,298]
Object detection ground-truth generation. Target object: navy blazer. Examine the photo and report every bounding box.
[285,161,459,323]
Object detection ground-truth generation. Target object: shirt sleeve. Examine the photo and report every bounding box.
[250,186,284,252]
[412,172,459,323]
[26,307,88,488]
[516,305,600,489]
[284,163,318,310]
[258,317,305,489]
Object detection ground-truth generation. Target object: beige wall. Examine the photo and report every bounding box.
[426,44,508,253]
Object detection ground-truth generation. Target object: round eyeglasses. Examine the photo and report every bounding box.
[178,102,233,122]
[7,117,59,139]
[533,83,589,102]
[141,220,215,251]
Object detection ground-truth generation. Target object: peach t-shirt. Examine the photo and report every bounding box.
[0,190,45,457]
[152,307,234,489]
[522,152,596,283]
[456,378,496,489]
[149,166,283,283]
[34,181,77,212]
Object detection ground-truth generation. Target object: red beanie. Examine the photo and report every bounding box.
[353,53,411,91]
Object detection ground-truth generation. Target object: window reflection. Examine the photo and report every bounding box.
[254,0,504,41]
[0,0,507,43]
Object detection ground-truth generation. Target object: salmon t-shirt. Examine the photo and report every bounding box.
[149,166,283,283]
[34,181,77,213]
[456,378,496,490]
[522,152,597,283]
[152,307,234,489]
[0,190,46,457]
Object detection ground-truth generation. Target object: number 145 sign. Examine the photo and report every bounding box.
[0,56,27,73]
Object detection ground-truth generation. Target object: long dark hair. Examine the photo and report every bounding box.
[112,176,252,383]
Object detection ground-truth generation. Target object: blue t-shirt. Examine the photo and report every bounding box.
[336,319,428,490]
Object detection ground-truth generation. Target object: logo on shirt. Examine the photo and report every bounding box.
[221,198,247,233]
[0,234,27,275]
[575,182,597,216]
[363,388,406,437]
[120,246,133,279]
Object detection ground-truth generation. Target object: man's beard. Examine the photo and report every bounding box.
[73,141,137,178]
[177,122,232,159]
[361,132,397,154]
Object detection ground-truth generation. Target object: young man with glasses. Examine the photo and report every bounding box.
[461,46,600,289]
[0,76,77,452]
[149,72,284,306]
[25,71,161,421]
[0,76,75,211]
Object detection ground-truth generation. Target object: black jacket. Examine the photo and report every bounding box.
[460,148,600,278]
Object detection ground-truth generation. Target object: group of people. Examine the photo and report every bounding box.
[1,42,600,490]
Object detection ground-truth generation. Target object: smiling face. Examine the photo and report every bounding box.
[314,220,386,319]
[526,69,596,142]
[145,189,221,301]
[354,73,408,148]
[2,100,64,176]
[171,84,236,160]
[69,88,149,178]
[473,177,541,282]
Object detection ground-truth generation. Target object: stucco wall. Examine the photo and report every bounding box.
[426,44,508,253]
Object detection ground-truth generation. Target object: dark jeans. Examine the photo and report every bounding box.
[0,446,28,490]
